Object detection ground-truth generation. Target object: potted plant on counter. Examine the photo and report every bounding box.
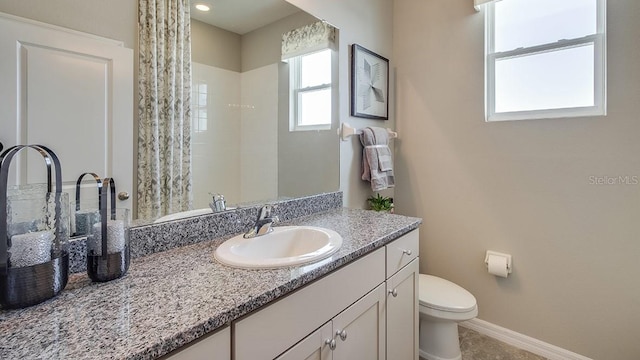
[367,193,394,213]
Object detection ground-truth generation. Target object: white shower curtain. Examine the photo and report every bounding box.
[137,0,193,219]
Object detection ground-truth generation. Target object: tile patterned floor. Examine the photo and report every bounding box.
[420,326,548,360]
[458,327,548,360]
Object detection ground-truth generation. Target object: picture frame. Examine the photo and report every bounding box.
[350,44,389,120]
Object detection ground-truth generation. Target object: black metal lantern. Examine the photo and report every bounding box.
[85,177,130,282]
[0,145,69,309]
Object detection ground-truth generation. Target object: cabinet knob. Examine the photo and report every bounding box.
[118,191,130,201]
[388,288,398,297]
[401,249,412,256]
[336,329,347,341]
[325,338,336,350]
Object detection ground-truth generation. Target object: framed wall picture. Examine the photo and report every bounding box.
[350,44,389,120]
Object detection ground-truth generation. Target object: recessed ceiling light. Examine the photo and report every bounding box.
[195,4,210,12]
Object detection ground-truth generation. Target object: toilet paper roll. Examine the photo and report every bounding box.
[487,254,509,278]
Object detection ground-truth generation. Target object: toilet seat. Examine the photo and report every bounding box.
[419,274,477,313]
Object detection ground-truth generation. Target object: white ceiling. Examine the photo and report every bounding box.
[190,0,302,35]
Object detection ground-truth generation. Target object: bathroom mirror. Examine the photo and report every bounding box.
[0,0,339,229]
[144,0,340,223]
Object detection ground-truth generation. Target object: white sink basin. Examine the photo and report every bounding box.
[154,208,212,223]
[154,207,237,223]
[214,226,343,269]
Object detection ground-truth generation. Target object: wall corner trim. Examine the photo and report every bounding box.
[460,318,593,360]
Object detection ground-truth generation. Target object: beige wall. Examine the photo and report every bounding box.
[285,0,396,209]
[191,19,241,72]
[393,0,640,359]
[0,0,136,48]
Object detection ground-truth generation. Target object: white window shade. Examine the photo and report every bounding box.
[282,21,337,61]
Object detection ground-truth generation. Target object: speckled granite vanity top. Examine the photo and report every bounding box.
[0,208,421,359]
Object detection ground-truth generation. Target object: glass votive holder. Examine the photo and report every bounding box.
[73,208,100,237]
[86,208,130,282]
[2,190,70,309]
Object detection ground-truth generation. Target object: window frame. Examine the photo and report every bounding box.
[289,49,334,131]
[192,79,208,133]
[485,0,607,122]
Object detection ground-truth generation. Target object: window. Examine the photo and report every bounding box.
[485,0,606,121]
[289,49,334,131]
[192,80,208,133]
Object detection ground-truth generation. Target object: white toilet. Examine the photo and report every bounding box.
[418,274,478,360]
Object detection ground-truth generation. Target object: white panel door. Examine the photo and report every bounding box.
[0,13,133,209]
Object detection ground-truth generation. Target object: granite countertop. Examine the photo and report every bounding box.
[0,208,421,359]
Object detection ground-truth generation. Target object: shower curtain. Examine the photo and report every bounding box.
[137,0,193,219]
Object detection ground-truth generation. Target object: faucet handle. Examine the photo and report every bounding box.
[257,204,277,220]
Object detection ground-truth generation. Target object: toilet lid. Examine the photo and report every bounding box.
[419,274,477,313]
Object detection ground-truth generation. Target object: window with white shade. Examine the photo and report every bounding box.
[282,20,337,131]
[485,0,606,121]
[289,49,333,130]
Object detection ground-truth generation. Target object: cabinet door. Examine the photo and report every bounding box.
[234,248,385,360]
[276,322,333,360]
[163,326,230,360]
[332,283,386,360]
[386,259,419,360]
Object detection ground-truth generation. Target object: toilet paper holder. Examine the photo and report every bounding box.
[484,250,512,274]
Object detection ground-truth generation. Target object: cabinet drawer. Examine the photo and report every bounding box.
[163,326,230,360]
[385,230,419,278]
[234,247,386,360]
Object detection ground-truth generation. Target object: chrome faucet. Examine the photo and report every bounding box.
[209,193,226,212]
[243,204,279,238]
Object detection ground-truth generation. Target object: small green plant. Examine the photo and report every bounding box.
[367,193,394,212]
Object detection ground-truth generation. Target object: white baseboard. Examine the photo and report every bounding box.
[459,318,592,360]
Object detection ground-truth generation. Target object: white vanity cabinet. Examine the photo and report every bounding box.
[234,248,386,360]
[385,230,420,360]
[162,326,230,360]
[331,283,386,359]
[276,284,386,360]
[276,322,333,360]
[170,229,420,360]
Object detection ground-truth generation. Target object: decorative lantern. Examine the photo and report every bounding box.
[73,173,102,236]
[85,177,130,282]
[0,145,69,309]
